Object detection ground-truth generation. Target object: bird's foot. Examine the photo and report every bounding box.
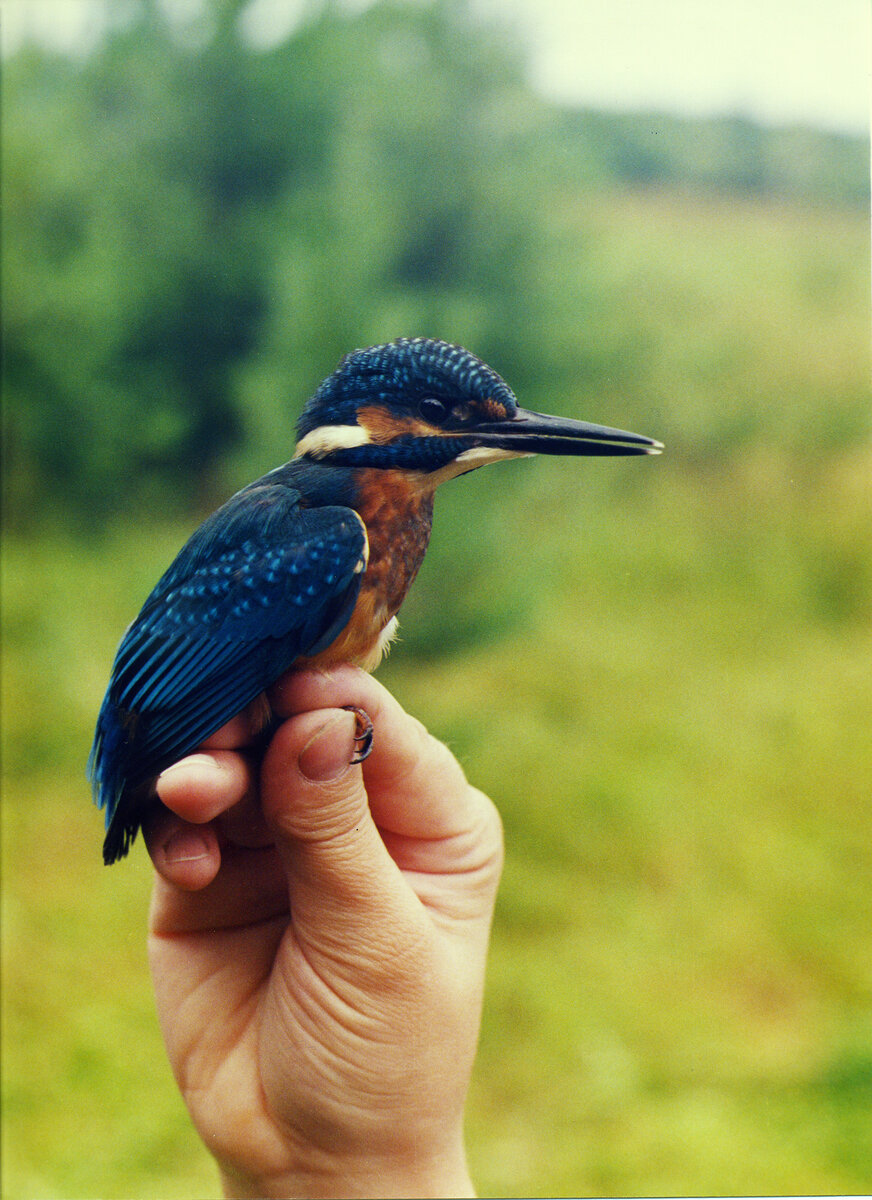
[342,705,374,763]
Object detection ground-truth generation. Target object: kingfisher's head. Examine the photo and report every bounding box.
[294,338,661,483]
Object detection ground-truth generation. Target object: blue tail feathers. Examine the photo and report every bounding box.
[88,692,138,863]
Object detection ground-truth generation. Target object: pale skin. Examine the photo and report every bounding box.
[144,666,504,1199]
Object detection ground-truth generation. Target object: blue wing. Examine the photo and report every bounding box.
[89,477,367,862]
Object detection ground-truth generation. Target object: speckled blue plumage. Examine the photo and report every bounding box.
[296,338,518,438]
[90,460,367,863]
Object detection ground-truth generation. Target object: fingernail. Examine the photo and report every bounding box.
[299,712,356,782]
[163,828,211,864]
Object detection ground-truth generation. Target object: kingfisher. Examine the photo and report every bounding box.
[90,337,662,863]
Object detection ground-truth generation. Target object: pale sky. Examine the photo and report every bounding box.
[2,0,869,134]
[510,0,870,134]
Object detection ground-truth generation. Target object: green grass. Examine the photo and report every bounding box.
[387,457,872,1196]
[3,187,871,1197]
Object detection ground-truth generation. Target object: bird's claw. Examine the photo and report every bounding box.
[342,705,374,763]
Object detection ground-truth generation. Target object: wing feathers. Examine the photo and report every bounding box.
[89,479,368,859]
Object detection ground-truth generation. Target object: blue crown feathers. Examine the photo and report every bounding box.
[296,338,518,438]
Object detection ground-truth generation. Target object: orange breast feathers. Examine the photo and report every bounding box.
[299,469,436,672]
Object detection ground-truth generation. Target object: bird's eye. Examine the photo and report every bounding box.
[419,397,449,425]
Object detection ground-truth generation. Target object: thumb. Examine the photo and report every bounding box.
[260,708,423,961]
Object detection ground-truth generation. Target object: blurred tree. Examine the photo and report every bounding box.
[2,0,867,529]
[2,0,548,527]
[3,0,264,522]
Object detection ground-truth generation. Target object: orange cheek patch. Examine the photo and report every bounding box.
[357,405,444,443]
[357,398,511,439]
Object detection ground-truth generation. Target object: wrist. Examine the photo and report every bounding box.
[221,1164,475,1199]
[219,1136,475,1199]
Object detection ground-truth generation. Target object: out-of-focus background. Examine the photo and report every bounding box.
[2,0,870,1195]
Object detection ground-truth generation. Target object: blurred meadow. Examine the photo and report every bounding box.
[2,1,871,1196]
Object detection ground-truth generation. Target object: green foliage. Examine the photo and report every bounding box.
[3,1,872,1195]
[4,179,871,1195]
[2,0,542,523]
[553,108,870,205]
[2,0,867,526]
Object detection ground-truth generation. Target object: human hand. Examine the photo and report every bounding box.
[145,667,503,1199]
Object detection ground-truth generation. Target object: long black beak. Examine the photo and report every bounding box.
[471,407,663,457]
